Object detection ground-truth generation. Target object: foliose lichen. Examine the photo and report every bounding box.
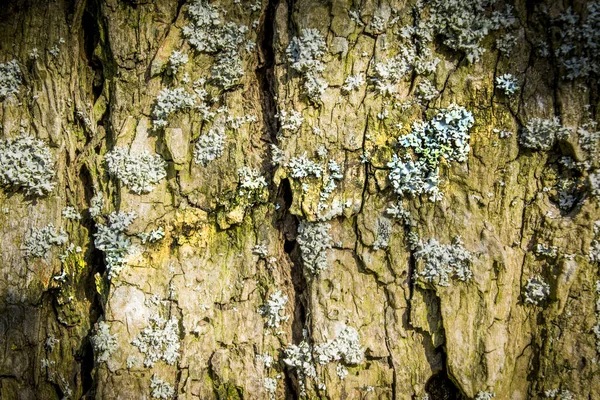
[286,28,328,103]
[22,224,68,259]
[414,236,473,286]
[0,59,21,100]
[389,104,474,201]
[296,221,332,275]
[91,321,118,364]
[523,276,550,305]
[131,314,180,368]
[0,134,56,196]
[105,147,167,194]
[94,211,137,279]
[519,117,571,151]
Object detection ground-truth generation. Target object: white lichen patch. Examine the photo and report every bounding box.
[91,321,118,364]
[22,224,68,259]
[131,314,180,368]
[237,166,268,198]
[258,290,289,330]
[62,206,81,221]
[523,276,550,305]
[342,74,365,92]
[105,147,167,194]
[553,2,600,80]
[150,374,175,399]
[390,104,474,202]
[193,125,225,166]
[475,391,495,400]
[414,236,472,286]
[151,88,195,129]
[276,109,304,132]
[495,73,519,95]
[183,0,249,88]
[297,221,332,275]
[520,117,571,151]
[0,135,56,196]
[283,324,364,396]
[0,59,22,100]
[286,28,328,103]
[168,51,188,75]
[94,211,137,279]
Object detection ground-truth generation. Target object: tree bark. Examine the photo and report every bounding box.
[0,0,598,399]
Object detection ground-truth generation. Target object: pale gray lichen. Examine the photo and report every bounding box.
[523,276,550,305]
[263,377,277,399]
[313,325,364,366]
[286,28,328,103]
[258,290,289,330]
[590,239,600,264]
[414,236,472,286]
[415,80,439,103]
[150,374,175,399]
[193,125,225,166]
[593,280,600,354]
[427,0,515,63]
[89,190,104,219]
[131,314,180,368]
[342,74,365,92]
[371,46,439,96]
[91,321,118,364]
[151,88,196,129]
[105,147,167,194]
[183,0,249,88]
[544,389,574,400]
[535,243,558,258]
[590,170,600,199]
[297,221,332,275]
[270,144,285,166]
[496,33,517,56]
[519,117,571,151]
[94,211,137,279]
[390,104,474,201]
[22,224,68,259]
[0,59,22,100]
[0,135,56,196]
[400,104,474,165]
[553,2,600,80]
[276,109,304,131]
[372,219,392,250]
[283,324,363,396]
[168,51,189,75]
[62,206,81,221]
[287,153,323,179]
[139,227,166,244]
[388,155,442,202]
[283,340,315,396]
[237,166,268,197]
[475,391,495,400]
[317,159,344,212]
[495,73,519,95]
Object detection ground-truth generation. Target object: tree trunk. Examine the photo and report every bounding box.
[1,0,598,399]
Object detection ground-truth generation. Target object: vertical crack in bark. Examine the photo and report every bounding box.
[256,0,303,397]
[278,178,303,399]
[256,0,280,144]
[77,1,110,397]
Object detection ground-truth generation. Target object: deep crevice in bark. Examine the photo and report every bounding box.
[425,362,465,400]
[277,176,305,398]
[256,0,280,144]
[82,0,103,104]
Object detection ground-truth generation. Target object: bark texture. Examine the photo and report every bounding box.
[0,0,599,399]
